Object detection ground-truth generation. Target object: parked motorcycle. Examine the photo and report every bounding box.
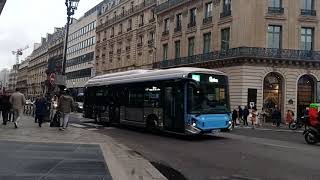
[303,126,320,145]
[289,115,308,130]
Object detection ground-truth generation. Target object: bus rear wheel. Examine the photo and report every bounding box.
[147,115,159,132]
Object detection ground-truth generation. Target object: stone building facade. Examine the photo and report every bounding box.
[28,38,49,98]
[95,0,157,75]
[17,57,29,96]
[47,27,65,95]
[154,0,320,120]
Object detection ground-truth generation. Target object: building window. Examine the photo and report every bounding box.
[175,14,182,32]
[111,27,114,37]
[114,11,117,18]
[268,25,282,49]
[301,0,314,10]
[269,0,282,7]
[140,14,144,26]
[175,41,181,58]
[205,2,213,18]
[221,28,230,51]
[203,33,211,53]
[138,35,143,47]
[189,8,196,27]
[128,19,132,30]
[301,0,316,16]
[122,7,125,15]
[119,24,123,34]
[188,37,194,56]
[268,0,284,14]
[163,44,168,61]
[221,0,231,18]
[300,27,314,51]
[164,18,170,34]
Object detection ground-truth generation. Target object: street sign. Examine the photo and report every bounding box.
[49,73,56,85]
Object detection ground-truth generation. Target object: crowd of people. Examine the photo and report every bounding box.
[232,106,283,129]
[0,88,75,130]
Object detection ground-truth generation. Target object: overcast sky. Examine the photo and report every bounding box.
[0,0,103,70]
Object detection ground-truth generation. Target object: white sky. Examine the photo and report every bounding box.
[0,0,103,70]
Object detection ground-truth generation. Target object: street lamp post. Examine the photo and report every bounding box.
[61,0,80,86]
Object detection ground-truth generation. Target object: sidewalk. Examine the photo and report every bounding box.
[234,123,305,133]
[0,115,167,180]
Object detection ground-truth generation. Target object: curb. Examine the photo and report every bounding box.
[235,126,304,133]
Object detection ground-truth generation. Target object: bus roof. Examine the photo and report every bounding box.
[85,67,226,87]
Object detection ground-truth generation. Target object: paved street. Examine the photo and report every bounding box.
[69,114,320,180]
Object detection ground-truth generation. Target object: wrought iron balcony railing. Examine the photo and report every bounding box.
[203,16,213,24]
[268,7,284,14]
[174,26,181,32]
[153,47,320,68]
[188,21,196,28]
[301,9,317,16]
[220,10,232,18]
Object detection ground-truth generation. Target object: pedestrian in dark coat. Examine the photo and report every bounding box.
[35,95,47,127]
[243,106,249,126]
[232,108,238,128]
[0,92,11,125]
[238,106,243,124]
[272,108,281,127]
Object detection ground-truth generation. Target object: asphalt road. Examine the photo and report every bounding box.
[69,114,320,180]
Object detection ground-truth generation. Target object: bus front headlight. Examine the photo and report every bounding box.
[192,122,196,127]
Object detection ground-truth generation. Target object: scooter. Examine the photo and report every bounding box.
[289,115,308,130]
[303,126,320,145]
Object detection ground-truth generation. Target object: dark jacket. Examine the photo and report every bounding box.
[238,107,243,117]
[35,97,47,116]
[57,95,74,113]
[243,108,249,117]
[0,95,11,111]
[232,110,238,120]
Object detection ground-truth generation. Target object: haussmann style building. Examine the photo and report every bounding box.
[154,0,320,121]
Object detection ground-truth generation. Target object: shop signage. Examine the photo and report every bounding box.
[317,81,320,103]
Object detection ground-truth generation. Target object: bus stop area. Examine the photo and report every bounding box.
[0,115,166,180]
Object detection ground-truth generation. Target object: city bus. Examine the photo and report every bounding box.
[83,67,231,135]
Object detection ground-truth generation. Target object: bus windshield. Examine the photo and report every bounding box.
[188,74,230,115]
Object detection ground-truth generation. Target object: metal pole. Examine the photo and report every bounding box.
[62,15,70,76]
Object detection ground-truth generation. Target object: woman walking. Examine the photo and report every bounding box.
[35,94,47,127]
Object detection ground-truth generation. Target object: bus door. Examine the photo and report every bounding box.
[164,83,185,132]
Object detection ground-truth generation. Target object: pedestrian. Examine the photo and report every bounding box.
[251,107,257,129]
[50,95,58,121]
[272,108,281,127]
[232,108,238,128]
[57,89,74,131]
[238,106,243,125]
[34,94,47,127]
[0,91,11,125]
[9,88,26,128]
[286,110,294,125]
[243,106,249,126]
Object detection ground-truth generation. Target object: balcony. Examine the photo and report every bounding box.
[174,26,181,32]
[301,9,317,16]
[162,30,169,36]
[118,31,122,35]
[268,7,284,14]
[109,51,113,55]
[139,23,144,27]
[110,34,114,38]
[155,0,185,13]
[148,39,154,46]
[203,16,213,24]
[149,18,155,23]
[188,21,196,28]
[126,46,131,51]
[220,10,232,18]
[127,27,132,31]
[117,49,122,54]
[137,43,143,47]
[153,47,320,69]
